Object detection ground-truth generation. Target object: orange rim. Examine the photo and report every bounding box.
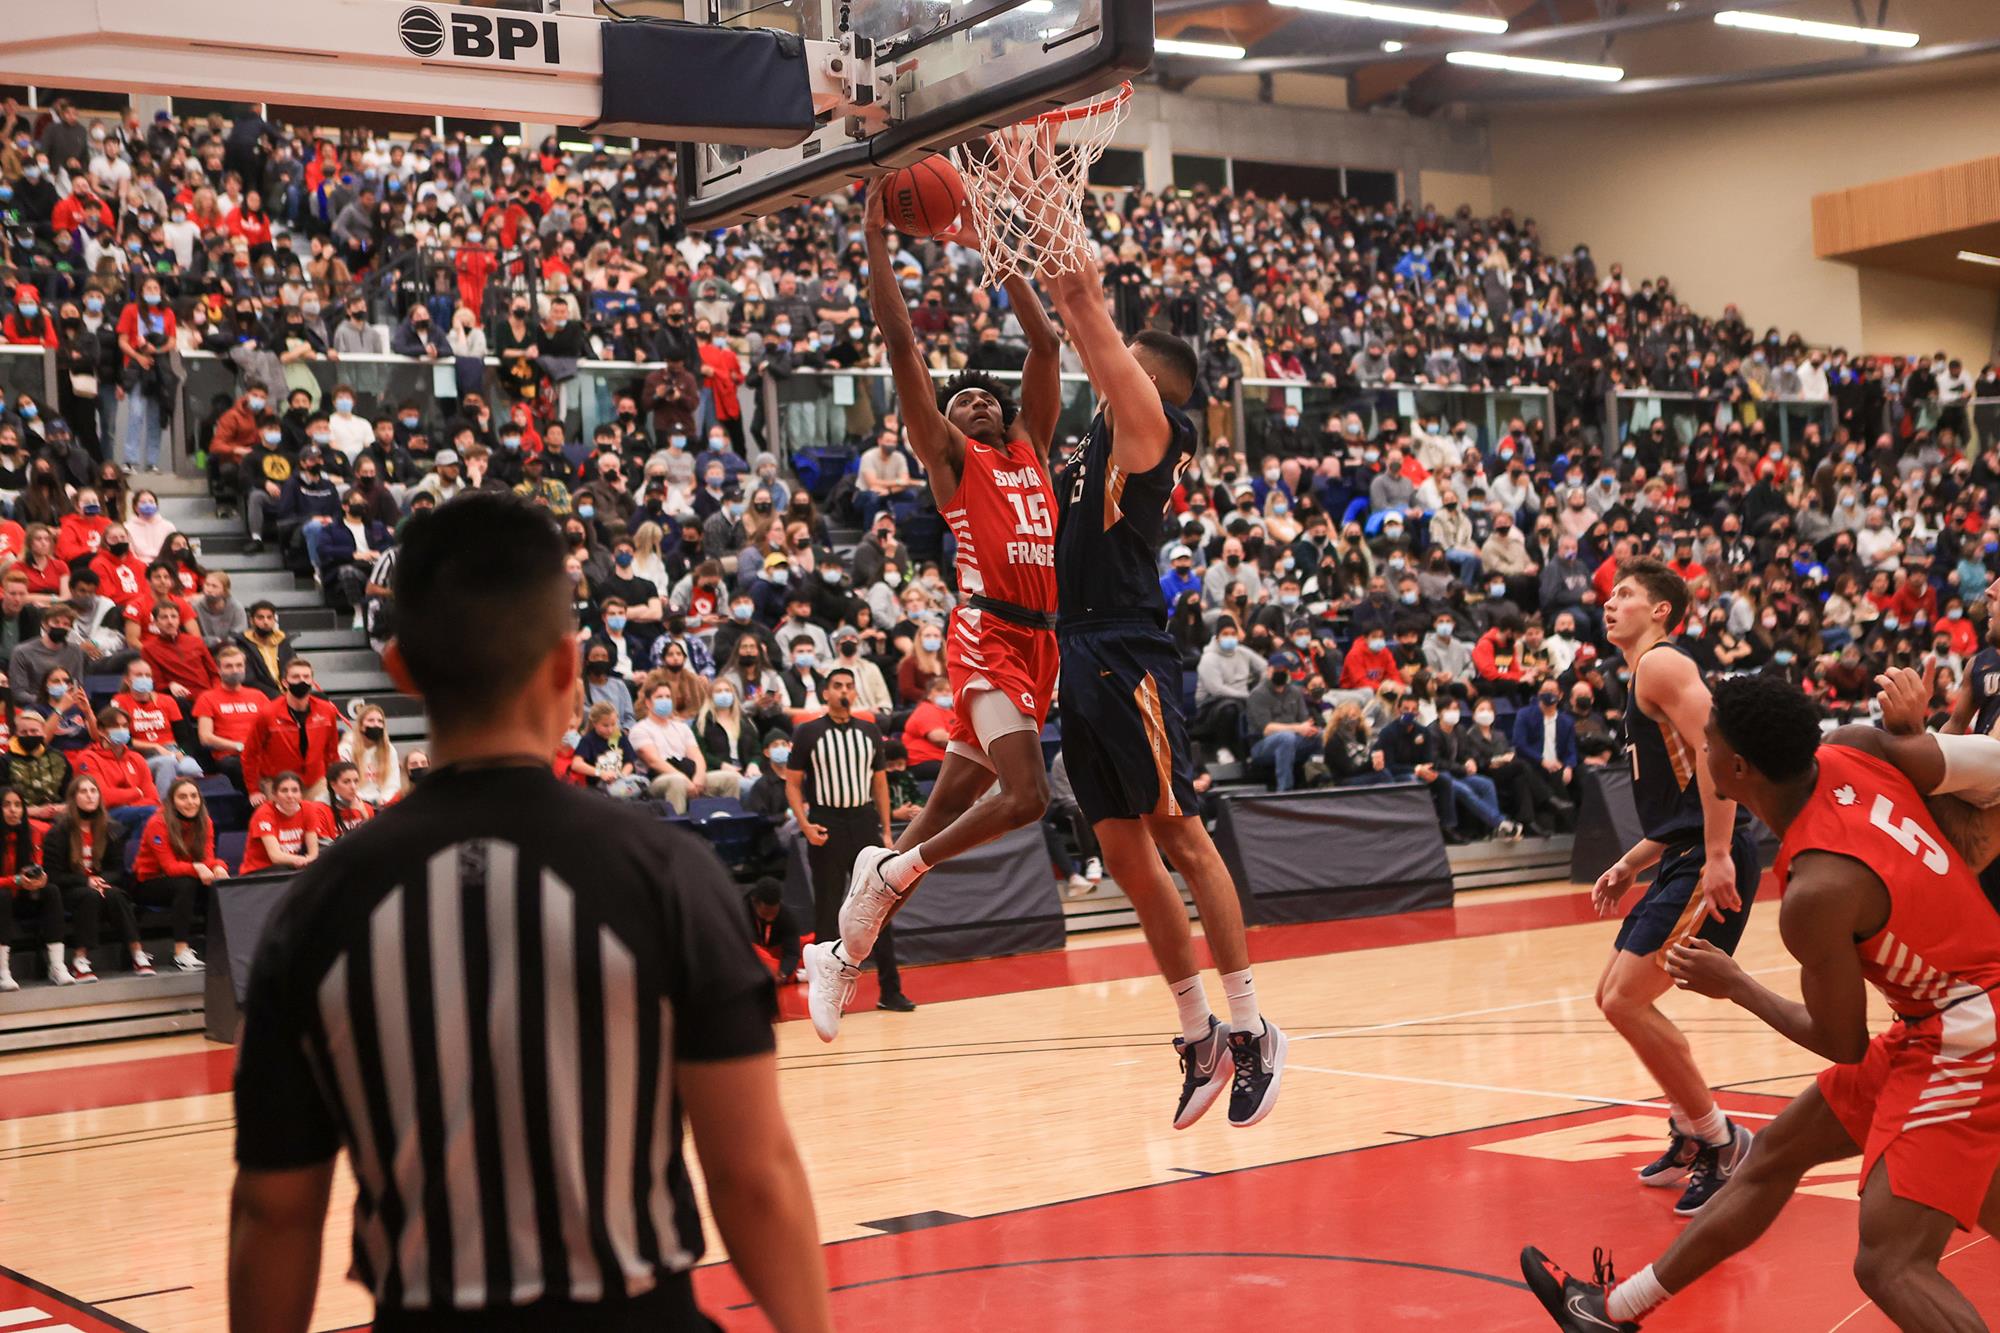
[1020,80,1133,127]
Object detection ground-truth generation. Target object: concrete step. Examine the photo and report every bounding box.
[386,716,429,744]
[221,570,309,595]
[171,512,242,539]
[303,649,387,676]
[256,588,330,612]
[290,628,371,652]
[205,551,285,573]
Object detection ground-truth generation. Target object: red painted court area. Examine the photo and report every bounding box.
[694,1096,1999,1332]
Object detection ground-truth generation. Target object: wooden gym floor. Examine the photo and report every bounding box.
[1,878,1995,1331]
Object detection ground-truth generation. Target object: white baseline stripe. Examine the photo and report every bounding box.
[1286,1063,1780,1121]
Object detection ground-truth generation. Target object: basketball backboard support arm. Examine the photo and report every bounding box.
[0,0,1153,224]
[0,0,879,147]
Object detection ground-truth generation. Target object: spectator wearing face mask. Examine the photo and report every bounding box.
[1245,650,1320,793]
[631,679,728,811]
[1340,623,1402,692]
[1202,537,1262,609]
[3,709,70,822]
[9,602,85,708]
[1193,618,1264,760]
[829,626,890,715]
[243,658,342,803]
[580,641,634,730]
[72,705,162,839]
[779,635,828,719]
[194,643,263,788]
[900,675,956,781]
[114,659,204,800]
[1511,681,1578,807]
[1423,614,1473,688]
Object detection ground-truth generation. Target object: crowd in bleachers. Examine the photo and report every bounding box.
[0,95,1998,985]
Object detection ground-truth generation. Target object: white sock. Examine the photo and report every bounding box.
[883,845,929,892]
[1170,975,1214,1044]
[46,942,63,972]
[1686,1105,1731,1147]
[0,945,10,974]
[1668,1102,1692,1136]
[1607,1264,1670,1323]
[1221,968,1260,1033]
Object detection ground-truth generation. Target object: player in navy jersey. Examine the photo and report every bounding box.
[1043,252,1285,1130]
[1594,556,1762,1216]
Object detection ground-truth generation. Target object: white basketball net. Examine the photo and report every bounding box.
[949,82,1132,285]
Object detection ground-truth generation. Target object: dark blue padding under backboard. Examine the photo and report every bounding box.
[591,21,816,148]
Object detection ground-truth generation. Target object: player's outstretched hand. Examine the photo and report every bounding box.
[1694,855,1742,926]
[1874,658,1935,738]
[1665,937,1743,999]
[1591,860,1636,917]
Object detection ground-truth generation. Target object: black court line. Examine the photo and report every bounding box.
[727,1250,1531,1310]
[92,1284,195,1305]
[1714,1071,1821,1093]
[0,1115,234,1155]
[0,1262,148,1332]
[1380,1130,1428,1140]
[857,1210,974,1234]
[1166,1166,1212,1177]
[0,1123,231,1161]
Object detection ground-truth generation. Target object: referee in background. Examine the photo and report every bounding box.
[227,494,829,1333]
[785,668,911,1011]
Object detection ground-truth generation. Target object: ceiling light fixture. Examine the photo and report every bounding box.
[1265,0,1508,35]
[1714,10,1918,48]
[1156,36,1247,57]
[1958,250,2000,269]
[1381,39,1404,51]
[1445,49,1624,80]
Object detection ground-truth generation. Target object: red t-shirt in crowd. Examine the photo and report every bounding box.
[194,684,264,757]
[113,690,183,748]
[240,801,317,874]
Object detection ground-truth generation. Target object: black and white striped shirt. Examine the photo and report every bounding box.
[788,714,885,810]
[234,763,775,1330]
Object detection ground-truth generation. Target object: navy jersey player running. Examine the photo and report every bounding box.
[1042,253,1285,1129]
[1594,556,1762,1214]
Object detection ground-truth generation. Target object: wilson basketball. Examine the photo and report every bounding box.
[879,156,966,237]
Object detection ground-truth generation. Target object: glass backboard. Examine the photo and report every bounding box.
[679,0,1151,226]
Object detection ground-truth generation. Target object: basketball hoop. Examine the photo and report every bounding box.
[950,80,1133,285]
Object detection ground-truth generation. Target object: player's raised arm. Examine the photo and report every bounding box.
[1046,250,1171,475]
[1003,269,1061,460]
[864,182,964,506]
[1642,646,1741,922]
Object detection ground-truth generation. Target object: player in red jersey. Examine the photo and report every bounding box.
[1525,669,2000,1331]
[801,182,1064,1041]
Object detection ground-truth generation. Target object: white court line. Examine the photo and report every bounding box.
[1825,1234,1991,1331]
[1291,964,1802,1044]
[1286,1063,1780,1122]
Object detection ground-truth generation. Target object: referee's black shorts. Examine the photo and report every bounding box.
[1057,614,1198,825]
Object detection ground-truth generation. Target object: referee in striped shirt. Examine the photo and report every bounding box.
[784,669,909,1008]
[227,495,829,1332]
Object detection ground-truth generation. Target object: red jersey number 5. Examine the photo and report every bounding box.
[1868,793,1949,875]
